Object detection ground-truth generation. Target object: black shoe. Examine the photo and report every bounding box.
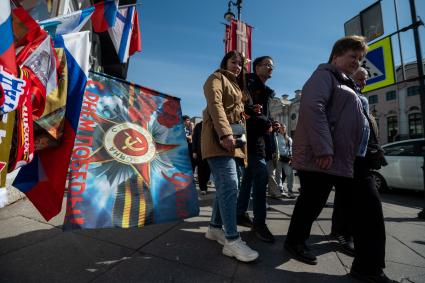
[284,242,317,265]
[334,234,355,257]
[237,213,253,228]
[350,269,398,283]
[252,223,275,243]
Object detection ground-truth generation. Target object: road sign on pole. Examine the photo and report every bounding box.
[362,36,395,92]
[344,1,384,42]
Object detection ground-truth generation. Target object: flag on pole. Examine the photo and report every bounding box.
[224,24,231,55]
[15,35,58,157]
[0,1,19,207]
[12,7,47,51]
[0,3,26,114]
[63,72,199,229]
[0,2,17,76]
[92,0,119,33]
[108,6,136,63]
[129,9,142,56]
[225,20,252,72]
[39,7,94,35]
[13,31,91,220]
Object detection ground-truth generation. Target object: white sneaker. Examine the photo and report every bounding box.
[222,237,259,262]
[205,226,226,245]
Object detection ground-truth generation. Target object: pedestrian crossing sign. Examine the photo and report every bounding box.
[362,36,395,92]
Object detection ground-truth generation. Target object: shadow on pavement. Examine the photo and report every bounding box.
[0,215,360,283]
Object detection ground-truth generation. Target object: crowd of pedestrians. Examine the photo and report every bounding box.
[183,35,395,283]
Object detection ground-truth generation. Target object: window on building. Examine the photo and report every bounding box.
[409,113,423,139]
[387,116,398,142]
[368,95,378,104]
[407,86,420,96]
[386,91,396,101]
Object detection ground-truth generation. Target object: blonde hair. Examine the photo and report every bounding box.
[328,35,368,63]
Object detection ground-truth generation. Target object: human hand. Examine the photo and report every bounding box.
[253,104,262,114]
[315,155,333,170]
[192,153,197,159]
[220,135,235,152]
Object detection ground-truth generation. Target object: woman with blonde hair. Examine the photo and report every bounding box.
[284,36,395,283]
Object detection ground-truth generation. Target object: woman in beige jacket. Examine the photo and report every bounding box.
[201,51,258,262]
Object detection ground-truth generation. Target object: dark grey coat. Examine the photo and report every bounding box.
[291,64,365,178]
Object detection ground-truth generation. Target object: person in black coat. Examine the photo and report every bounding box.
[192,121,211,194]
[236,56,276,243]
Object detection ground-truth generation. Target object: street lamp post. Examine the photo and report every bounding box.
[224,0,243,21]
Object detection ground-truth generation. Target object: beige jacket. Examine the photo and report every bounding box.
[201,69,246,160]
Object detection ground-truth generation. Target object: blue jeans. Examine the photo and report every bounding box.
[276,160,294,193]
[237,154,268,225]
[207,156,240,240]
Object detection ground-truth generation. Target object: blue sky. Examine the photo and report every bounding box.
[127,0,425,118]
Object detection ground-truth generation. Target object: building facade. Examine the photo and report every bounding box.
[269,90,301,138]
[364,61,424,144]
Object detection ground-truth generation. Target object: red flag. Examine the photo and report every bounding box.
[224,20,252,72]
[92,0,118,33]
[129,9,142,56]
[225,24,231,54]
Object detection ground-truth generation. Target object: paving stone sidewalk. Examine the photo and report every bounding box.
[1,184,424,282]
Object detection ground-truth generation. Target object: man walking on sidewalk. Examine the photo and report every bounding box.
[237,56,276,243]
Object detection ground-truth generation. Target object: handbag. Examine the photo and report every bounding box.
[230,123,247,148]
[362,108,388,170]
[365,143,388,170]
[279,137,291,163]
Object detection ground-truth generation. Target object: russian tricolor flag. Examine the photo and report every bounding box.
[92,0,119,33]
[13,31,90,220]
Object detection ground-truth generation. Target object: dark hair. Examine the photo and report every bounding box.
[220,50,246,91]
[253,56,273,73]
[182,115,190,120]
[328,35,368,63]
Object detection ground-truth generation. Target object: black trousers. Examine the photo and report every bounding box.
[195,156,211,192]
[331,186,351,237]
[286,158,386,274]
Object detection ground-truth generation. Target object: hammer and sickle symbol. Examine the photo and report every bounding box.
[122,131,146,152]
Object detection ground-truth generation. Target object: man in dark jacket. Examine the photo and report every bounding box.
[236,56,275,243]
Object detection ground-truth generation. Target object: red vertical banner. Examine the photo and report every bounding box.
[224,20,252,72]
